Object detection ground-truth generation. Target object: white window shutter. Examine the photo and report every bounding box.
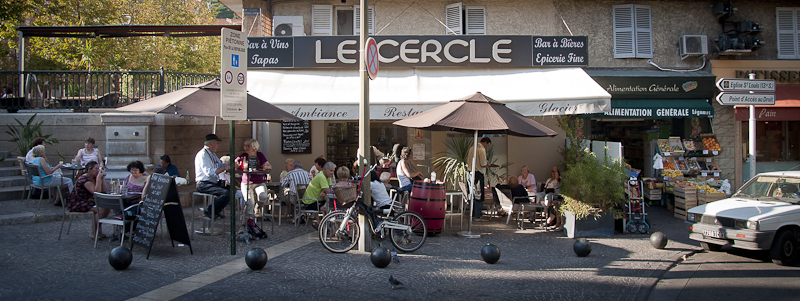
[777,8,798,59]
[634,5,653,58]
[465,6,486,35]
[354,5,375,35]
[312,5,333,36]
[613,4,635,58]
[445,2,463,35]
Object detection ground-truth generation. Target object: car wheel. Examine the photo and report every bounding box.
[700,242,722,251]
[770,230,798,266]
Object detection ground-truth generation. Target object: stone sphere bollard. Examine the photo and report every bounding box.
[573,238,592,257]
[481,244,501,264]
[370,246,392,268]
[650,232,668,249]
[245,248,268,270]
[108,246,133,270]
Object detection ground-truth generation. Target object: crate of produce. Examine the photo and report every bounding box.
[662,157,678,170]
[674,157,689,172]
[668,137,685,156]
[686,157,701,171]
[673,184,697,200]
[674,196,697,209]
[698,190,726,204]
[644,189,662,201]
[701,134,722,153]
[657,139,673,156]
[682,138,703,156]
[702,157,721,172]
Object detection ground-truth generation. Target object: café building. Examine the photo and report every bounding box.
[246,35,611,178]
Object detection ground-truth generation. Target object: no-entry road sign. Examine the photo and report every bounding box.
[716,92,775,105]
[716,78,775,92]
[366,37,379,80]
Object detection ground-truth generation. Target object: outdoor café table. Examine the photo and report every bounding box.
[235,170,274,234]
[60,163,84,181]
[108,192,143,242]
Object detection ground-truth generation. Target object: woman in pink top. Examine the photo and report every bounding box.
[517,165,536,195]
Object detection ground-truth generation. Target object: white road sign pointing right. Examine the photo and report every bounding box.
[716,92,775,105]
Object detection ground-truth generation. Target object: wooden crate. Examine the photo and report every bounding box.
[644,189,662,201]
[674,185,697,200]
[674,207,687,220]
[674,196,697,210]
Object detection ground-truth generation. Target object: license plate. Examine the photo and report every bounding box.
[703,230,724,238]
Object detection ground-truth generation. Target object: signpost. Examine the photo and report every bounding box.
[714,77,776,180]
[715,92,775,105]
[221,27,248,121]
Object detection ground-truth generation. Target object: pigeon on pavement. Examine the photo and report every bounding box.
[391,251,400,264]
[389,275,403,290]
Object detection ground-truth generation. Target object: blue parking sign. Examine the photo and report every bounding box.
[231,54,239,67]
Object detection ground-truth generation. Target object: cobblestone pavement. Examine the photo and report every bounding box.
[0,199,700,301]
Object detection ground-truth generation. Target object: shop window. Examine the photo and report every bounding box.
[612,4,653,58]
[312,4,374,36]
[325,122,409,173]
[777,7,800,59]
[445,3,487,35]
[744,121,800,162]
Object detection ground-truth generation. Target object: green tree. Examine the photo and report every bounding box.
[1,0,220,73]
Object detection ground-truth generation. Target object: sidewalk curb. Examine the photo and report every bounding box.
[635,249,703,301]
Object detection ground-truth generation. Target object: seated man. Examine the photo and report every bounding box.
[495,176,529,204]
[281,160,311,205]
[370,171,394,210]
[302,162,336,211]
[194,134,231,220]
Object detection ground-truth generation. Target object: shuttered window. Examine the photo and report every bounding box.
[612,4,653,58]
[777,7,800,59]
[353,5,375,35]
[312,5,333,36]
[445,3,487,35]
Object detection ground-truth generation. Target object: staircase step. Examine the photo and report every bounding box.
[0,186,26,202]
[0,175,26,188]
[0,166,22,177]
[0,158,19,168]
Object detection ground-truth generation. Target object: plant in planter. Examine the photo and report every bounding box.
[433,134,510,191]
[557,116,628,238]
[5,114,59,157]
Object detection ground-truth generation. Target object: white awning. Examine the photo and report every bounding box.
[247,67,610,120]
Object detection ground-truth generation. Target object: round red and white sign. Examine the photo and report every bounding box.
[366,37,379,80]
[237,73,245,85]
[224,71,233,84]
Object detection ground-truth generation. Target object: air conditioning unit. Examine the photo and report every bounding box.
[680,35,709,56]
[273,16,305,36]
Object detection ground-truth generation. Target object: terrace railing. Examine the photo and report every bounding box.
[0,69,216,112]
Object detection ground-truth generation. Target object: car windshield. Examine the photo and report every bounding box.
[735,175,800,203]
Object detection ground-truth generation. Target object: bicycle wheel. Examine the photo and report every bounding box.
[319,211,359,253]
[390,211,427,253]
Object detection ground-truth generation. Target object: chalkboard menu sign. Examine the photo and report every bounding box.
[132,173,192,259]
[282,120,311,154]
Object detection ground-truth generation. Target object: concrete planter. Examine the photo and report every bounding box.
[563,211,615,238]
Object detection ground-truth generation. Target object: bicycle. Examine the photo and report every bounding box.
[318,164,427,253]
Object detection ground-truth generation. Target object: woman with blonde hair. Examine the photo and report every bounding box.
[30,145,74,192]
[396,147,423,192]
[234,139,271,222]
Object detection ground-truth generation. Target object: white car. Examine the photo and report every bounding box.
[686,171,800,266]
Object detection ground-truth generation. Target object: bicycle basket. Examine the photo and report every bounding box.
[333,185,358,207]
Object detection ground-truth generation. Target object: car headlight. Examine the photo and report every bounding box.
[687,213,701,222]
[734,219,758,230]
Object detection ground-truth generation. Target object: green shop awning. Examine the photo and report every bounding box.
[596,99,714,119]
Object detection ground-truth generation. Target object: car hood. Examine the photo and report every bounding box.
[688,197,800,220]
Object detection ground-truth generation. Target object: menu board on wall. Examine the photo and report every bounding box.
[282,120,311,154]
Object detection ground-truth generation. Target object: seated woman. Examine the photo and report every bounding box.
[334,166,352,187]
[518,165,537,196]
[29,145,74,193]
[397,147,423,192]
[537,166,563,229]
[66,160,110,239]
[123,161,149,205]
[74,137,104,168]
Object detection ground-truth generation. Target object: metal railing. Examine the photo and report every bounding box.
[0,69,216,112]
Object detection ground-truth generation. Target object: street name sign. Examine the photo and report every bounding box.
[716,78,775,92]
[716,92,775,105]
[221,27,247,121]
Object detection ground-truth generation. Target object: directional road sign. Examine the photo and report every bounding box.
[716,78,775,92]
[221,27,247,121]
[716,92,775,105]
[366,37,379,80]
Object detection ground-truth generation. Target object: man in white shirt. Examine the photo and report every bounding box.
[467,137,492,219]
[194,134,231,220]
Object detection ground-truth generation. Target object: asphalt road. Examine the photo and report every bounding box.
[650,246,800,301]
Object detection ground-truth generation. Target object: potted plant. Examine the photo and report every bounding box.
[5,114,59,157]
[557,116,628,238]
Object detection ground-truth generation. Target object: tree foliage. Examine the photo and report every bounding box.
[1,0,220,73]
